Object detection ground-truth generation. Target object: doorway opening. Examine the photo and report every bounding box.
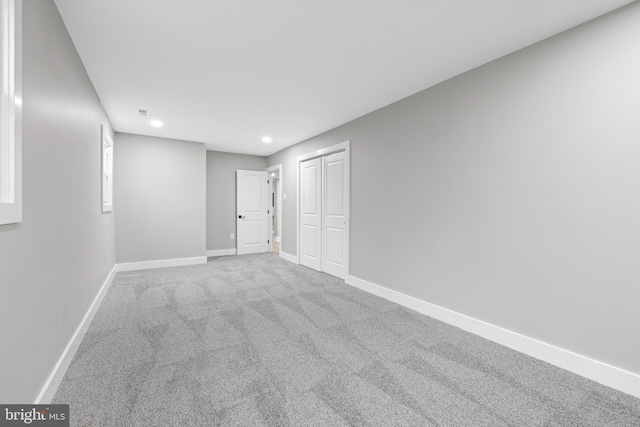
[266,164,282,254]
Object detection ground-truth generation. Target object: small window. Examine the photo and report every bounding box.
[0,0,21,225]
[101,126,113,212]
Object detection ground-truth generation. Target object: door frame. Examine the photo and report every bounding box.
[266,163,282,253]
[296,140,350,277]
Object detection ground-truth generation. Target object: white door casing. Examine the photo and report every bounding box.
[322,151,347,279]
[299,157,322,271]
[237,170,269,255]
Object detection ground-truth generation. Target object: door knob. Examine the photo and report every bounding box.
[238,215,246,219]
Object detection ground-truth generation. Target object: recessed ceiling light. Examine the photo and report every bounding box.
[150,120,164,127]
[271,173,275,177]
[262,136,272,143]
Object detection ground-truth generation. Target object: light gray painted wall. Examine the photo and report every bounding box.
[268,3,640,375]
[0,0,116,403]
[114,133,206,263]
[206,151,267,251]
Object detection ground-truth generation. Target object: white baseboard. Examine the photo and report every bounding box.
[116,256,207,272]
[279,251,298,264]
[35,265,118,404]
[346,274,640,399]
[34,255,206,403]
[37,256,639,403]
[206,248,237,257]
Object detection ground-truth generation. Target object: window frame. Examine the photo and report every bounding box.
[0,0,21,225]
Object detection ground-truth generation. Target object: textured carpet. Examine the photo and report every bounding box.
[53,253,640,426]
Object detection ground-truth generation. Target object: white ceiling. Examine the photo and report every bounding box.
[54,0,635,156]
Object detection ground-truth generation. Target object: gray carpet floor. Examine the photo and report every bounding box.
[53,253,640,426]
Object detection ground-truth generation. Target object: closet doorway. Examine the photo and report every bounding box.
[297,141,350,280]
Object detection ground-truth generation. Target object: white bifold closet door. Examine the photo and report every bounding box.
[299,151,347,279]
[300,158,322,270]
[322,151,347,279]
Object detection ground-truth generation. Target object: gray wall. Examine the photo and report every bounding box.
[0,0,116,403]
[268,3,640,375]
[114,133,206,263]
[206,151,266,251]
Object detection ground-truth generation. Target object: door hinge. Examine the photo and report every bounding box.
[267,209,269,214]
[267,180,270,184]
[268,240,270,244]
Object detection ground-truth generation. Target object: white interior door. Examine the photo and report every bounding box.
[323,152,347,279]
[237,170,269,255]
[300,158,322,271]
